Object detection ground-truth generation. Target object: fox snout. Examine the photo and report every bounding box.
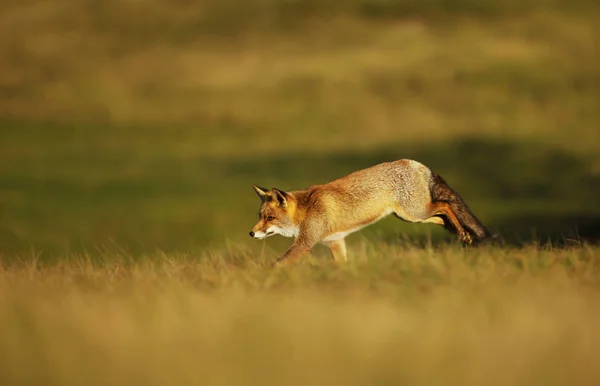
[249,229,275,239]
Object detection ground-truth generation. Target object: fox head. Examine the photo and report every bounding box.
[249,185,299,239]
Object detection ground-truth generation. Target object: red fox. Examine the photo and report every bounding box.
[249,159,492,265]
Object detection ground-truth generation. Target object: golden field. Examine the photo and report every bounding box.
[1,244,600,386]
[1,1,600,384]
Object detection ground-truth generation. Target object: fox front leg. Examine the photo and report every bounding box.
[273,239,314,267]
[272,222,326,267]
[325,239,347,263]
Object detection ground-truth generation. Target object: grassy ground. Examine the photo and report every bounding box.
[1,245,600,386]
[1,2,600,384]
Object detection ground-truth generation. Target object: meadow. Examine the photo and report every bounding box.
[1,0,600,384]
[2,245,600,386]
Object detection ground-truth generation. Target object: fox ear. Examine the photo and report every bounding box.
[253,185,269,200]
[271,188,289,207]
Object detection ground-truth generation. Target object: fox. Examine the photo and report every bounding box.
[249,159,493,266]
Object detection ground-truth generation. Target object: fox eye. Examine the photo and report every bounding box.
[266,216,275,221]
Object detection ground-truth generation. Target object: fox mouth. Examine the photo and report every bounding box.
[252,230,275,240]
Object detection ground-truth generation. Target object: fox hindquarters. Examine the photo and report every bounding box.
[249,159,492,266]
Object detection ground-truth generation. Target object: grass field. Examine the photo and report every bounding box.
[2,245,600,386]
[1,0,600,384]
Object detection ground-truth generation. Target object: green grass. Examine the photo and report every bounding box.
[1,0,599,255]
[1,118,599,255]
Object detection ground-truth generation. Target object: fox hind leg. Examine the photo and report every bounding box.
[421,216,445,226]
[420,212,470,242]
[426,201,473,245]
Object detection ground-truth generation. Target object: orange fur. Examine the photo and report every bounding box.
[250,159,491,266]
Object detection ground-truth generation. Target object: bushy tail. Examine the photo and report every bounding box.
[429,173,493,244]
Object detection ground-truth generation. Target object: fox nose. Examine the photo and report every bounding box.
[249,231,255,237]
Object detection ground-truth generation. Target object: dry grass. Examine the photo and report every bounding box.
[1,243,599,386]
[1,3,599,382]
[1,1,600,156]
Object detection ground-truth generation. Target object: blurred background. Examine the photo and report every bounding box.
[1,0,599,257]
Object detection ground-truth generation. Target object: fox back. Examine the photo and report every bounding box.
[250,159,492,265]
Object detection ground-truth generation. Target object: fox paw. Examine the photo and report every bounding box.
[271,257,290,268]
[460,232,473,245]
